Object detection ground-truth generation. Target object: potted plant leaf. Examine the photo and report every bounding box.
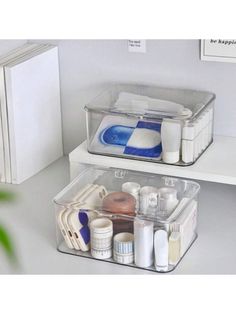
[0,190,16,263]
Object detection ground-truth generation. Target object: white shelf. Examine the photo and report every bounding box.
[69,136,236,185]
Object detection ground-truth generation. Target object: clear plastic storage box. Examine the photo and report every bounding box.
[54,165,200,273]
[85,84,215,166]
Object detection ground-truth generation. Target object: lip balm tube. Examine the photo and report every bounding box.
[181,123,195,164]
[161,119,182,164]
[122,182,141,211]
[134,218,154,268]
[154,229,169,272]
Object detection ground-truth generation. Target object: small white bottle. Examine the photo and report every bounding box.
[161,119,182,164]
[134,218,154,268]
[122,182,141,211]
[154,229,169,272]
[181,122,195,164]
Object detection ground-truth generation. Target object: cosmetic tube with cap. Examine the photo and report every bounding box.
[161,119,182,164]
[134,218,154,268]
[182,122,195,164]
[154,229,169,272]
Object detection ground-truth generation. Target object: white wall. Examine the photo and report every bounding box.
[2,40,236,154]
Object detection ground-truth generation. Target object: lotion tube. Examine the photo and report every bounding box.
[154,229,169,272]
[181,123,195,163]
[161,119,182,164]
[134,218,154,268]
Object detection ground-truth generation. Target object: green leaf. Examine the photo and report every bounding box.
[0,225,16,262]
[0,190,15,202]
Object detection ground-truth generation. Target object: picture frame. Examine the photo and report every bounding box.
[200,39,236,63]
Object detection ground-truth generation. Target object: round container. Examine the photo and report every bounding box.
[102,192,136,215]
[158,187,178,214]
[139,186,159,215]
[90,218,113,259]
[113,232,134,264]
[113,251,134,264]
[122,182,141,211]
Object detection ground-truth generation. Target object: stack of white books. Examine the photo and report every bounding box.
[0,43,63,184]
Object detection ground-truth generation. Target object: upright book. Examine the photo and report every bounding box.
[0,43,46,183]
[2,44,63,184]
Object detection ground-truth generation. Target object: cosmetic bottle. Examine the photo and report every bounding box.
[134,218,154,268]
[139,186,159,216]
[158,187,179,216]
[181,122,195,163]
[122,181,141,211]
[154,229,169,272]
[161,119,182,164]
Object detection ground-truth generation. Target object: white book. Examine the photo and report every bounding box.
[4,45,63,184]
[0,43,45,183]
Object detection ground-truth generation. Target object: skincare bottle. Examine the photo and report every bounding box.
[134,218,154,268]
[122,182,141,211]
[181,122,195,164]
[161,119,182,164]
[154,229,169,272]
[158,187,179,216]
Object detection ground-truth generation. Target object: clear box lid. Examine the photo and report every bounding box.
[54,166,200,224]
[84,83,215,121]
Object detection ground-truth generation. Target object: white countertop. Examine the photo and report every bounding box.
[0,156,236,274]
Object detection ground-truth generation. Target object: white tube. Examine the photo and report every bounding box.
[134,218,154,267]
[161,119,182,164]
[154,229,169,272]
[182,123,195,164]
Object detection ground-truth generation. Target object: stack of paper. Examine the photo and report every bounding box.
[0,43,63,184]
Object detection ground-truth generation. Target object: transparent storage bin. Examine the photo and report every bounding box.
[54,165,200,273]
[85,84,215,166]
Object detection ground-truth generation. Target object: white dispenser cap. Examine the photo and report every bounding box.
[162,151,179,164]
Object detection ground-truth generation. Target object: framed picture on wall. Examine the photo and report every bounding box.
[201,39,236,63]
